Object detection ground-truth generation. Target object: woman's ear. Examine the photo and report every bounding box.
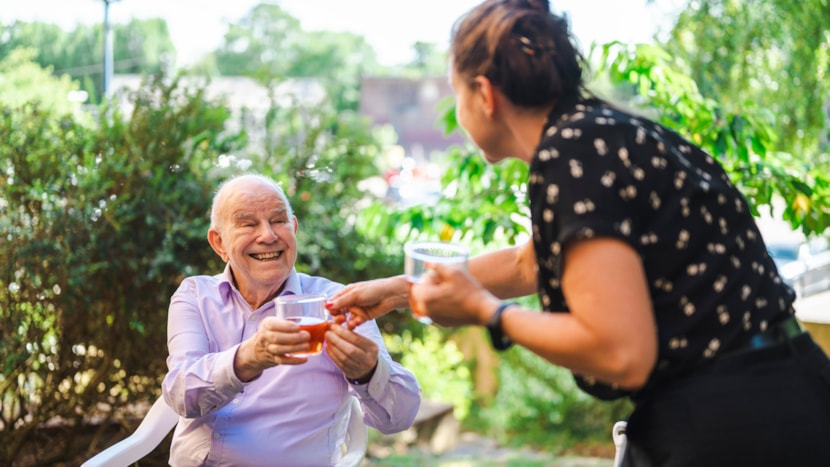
[472,75,496,119]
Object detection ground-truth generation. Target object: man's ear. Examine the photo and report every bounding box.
[472,75,496,119]
[208,228,228,262]
[292,216,298,234]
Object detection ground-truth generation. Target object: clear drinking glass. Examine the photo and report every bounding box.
[404,241,470,324]
[274,293,330,356]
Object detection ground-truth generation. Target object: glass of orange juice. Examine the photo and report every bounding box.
[274,293,330,356]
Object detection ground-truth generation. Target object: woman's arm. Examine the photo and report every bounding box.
[326,241,538,328]
[500,238,658,389]
[416,237,657,389]
[468,240,538,299]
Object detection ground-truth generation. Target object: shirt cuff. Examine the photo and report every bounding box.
[350,355,390,399]
[216,344,247,396]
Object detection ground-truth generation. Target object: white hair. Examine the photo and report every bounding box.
[209,173,294,230]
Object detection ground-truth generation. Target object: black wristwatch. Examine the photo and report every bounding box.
[486,302,516,351]
[348,362,378,385]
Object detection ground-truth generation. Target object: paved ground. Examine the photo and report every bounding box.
[362,431,615,466]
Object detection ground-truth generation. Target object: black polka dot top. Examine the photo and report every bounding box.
[529,96,796,400]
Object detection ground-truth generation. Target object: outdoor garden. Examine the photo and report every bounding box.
[2,1,829,465]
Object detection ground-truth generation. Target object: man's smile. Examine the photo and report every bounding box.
[250,251,282,261]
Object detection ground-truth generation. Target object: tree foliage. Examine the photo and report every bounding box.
[664,0,830,159]
[0,47,89,121]
[595,41,830,235]
[209,3,379,111]
[0,75,238,464]
[0,18,175,104]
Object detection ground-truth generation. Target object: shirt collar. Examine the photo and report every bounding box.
[217,263,302,303]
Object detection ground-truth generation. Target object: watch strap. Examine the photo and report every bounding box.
[348,361,378,385]
[486,301,515,351]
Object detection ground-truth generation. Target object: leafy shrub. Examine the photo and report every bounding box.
[0,75,238,464]
[472,346,631,452]
[384,327,474,420]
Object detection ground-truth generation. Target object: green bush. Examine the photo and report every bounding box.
[471,346,631,452]
[384,327,474,420]
[0,76,238,464]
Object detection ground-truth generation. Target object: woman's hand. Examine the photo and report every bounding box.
[325,276,410,329]
[411,263,500,328]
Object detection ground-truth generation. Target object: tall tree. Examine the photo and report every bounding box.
[664,0,830,157]
[0,47,88,119]
[213,3,303,79]
[210,3,378,111]
[0,18,175,103]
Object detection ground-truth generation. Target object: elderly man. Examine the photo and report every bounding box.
[162,173,421,466]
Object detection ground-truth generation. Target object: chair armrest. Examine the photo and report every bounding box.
[82,397,179,467]
[335,396,369,467]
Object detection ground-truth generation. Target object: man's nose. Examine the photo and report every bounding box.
[257,222,279,241]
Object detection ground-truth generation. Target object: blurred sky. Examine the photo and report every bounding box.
[2,0,684,68]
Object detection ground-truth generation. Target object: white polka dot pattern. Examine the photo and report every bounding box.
[527,97,795,399]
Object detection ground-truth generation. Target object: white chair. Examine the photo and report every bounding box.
[612,420,627,467]
[82,395,369,467]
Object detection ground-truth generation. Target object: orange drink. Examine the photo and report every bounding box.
[274,293,330,356]
[284,316,330,356]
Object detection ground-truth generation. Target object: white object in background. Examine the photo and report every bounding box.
[82,395,368,467]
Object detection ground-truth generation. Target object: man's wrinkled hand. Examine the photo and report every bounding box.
[324,323,379,383]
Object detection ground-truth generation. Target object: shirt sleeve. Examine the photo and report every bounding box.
[162,280,246,418]
[349,320,422,434]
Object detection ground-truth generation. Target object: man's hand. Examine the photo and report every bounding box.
[233,317,312,382]
[324,323,379,383]
[325,276,409,329]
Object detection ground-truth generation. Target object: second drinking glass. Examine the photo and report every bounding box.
[404,241,470,324]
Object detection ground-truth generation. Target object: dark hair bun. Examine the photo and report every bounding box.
[524,0,551,13]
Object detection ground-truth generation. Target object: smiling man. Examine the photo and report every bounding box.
[161,173,420,466]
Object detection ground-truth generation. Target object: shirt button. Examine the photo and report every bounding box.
[250,315,258,321]
[232,398,240,404]
[213,433,221,439]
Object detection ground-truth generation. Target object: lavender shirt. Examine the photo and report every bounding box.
[162,266,421,466]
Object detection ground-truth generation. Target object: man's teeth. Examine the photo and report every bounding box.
[252,252,281,260]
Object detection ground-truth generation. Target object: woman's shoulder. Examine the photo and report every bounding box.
[552,98,655,132]
[544,98,700,160]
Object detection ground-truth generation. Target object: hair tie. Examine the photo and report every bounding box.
[516,35,555,57]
